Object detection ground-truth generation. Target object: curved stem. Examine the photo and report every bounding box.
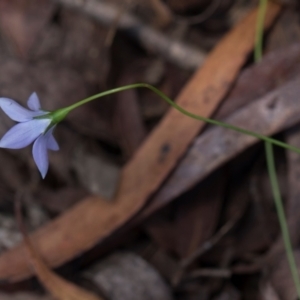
[63,82,300,154]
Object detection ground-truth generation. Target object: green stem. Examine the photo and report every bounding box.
[256,0,300,296]
[254,0,268,62]
[265,142,300,298]
[61,83,300,155]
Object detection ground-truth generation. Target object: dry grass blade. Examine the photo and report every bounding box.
[0,3,281,282]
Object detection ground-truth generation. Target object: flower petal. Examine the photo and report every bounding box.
[33,134,49,178]
[0,119,51,149]
[46,127,59,151]
[0,98,46,122]
[27,92,41,111]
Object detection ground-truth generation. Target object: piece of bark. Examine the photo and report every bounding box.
[0,4,281,282]
[85,252,173,300]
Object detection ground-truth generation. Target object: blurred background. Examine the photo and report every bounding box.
[0,0,299,299]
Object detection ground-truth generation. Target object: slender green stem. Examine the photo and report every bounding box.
[62,83,300,155]
[256,0,300,296]
[265,143,300,298]
[255,0,268,62]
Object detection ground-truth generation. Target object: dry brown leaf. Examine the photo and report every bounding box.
[0,0,56,58]
[140,43,300,219]
[145,172,226,258]
[140,77,300,218]
[115,2,280,210]
[15,202,104,300]
[216,43,300,120]
[0,3,281,282]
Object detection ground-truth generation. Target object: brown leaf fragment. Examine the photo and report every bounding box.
[224,158,280,257]
[15,201,104,300]
[266,8,300,53]
[0,0,56,58]
[145,171,226,258]
[179,212,241,272]
[215,43,300,120]
[0,3,281,282]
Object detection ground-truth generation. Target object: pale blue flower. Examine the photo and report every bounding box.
[0,93,59,178]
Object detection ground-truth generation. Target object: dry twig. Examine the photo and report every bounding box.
[53,0,206,69]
